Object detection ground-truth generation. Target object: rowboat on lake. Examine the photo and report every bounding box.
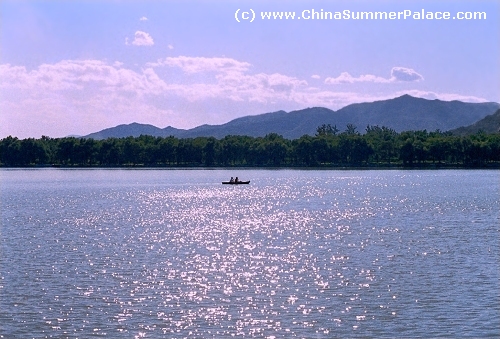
[222,180,250,185]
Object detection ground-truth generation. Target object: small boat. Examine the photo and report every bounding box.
[222,180,250,185]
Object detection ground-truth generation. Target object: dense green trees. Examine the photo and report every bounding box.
[1,125,499,167]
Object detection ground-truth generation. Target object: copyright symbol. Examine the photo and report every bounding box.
[235,8,255,22]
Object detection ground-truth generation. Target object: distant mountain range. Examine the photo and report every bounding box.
[83,95,500,140]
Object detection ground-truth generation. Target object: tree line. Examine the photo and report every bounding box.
[1,124,499,167]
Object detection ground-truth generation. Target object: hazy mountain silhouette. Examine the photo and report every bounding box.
[450,109,500,135]
[82,95,500,140]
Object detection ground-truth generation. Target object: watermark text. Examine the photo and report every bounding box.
[234,9,487,22]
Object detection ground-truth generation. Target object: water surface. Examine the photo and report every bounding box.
[1,169,499,338]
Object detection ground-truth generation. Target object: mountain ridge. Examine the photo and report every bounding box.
[82,95,500,140]
[450,109,500,135]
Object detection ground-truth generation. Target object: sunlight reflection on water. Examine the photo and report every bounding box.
[1,169,499,338]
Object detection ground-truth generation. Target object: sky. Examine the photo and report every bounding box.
[1,0,499,139]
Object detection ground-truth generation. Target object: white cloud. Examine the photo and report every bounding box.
[147,56,250,74]
[311,74,321,79]
[217,72,308,103]
[390,67,424,82]
[0,60,167,94]
[130,31,154,46]
[139,16,148,21]
[145,56,307,103]
[0,61,174,138]
[325,67,423,85]
[168,44,174,50]
[325,72,389,84]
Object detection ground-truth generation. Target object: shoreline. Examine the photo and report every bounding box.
[2,164,500,170]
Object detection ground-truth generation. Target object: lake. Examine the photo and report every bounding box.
[1,169,498,338]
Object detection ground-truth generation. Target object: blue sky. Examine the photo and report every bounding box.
[1,0,498,138]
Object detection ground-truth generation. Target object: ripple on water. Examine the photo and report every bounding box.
[1,169,499,338]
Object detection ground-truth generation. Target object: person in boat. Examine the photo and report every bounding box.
[235,177,239,183]
[229,177,234,183]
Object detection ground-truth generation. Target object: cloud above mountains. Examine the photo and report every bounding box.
[147,56,251,74]
[0,57,482,110]
[390,67,424,82]
[0,57,487,138]
[325,67,423,85]
[0,60,165,94]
